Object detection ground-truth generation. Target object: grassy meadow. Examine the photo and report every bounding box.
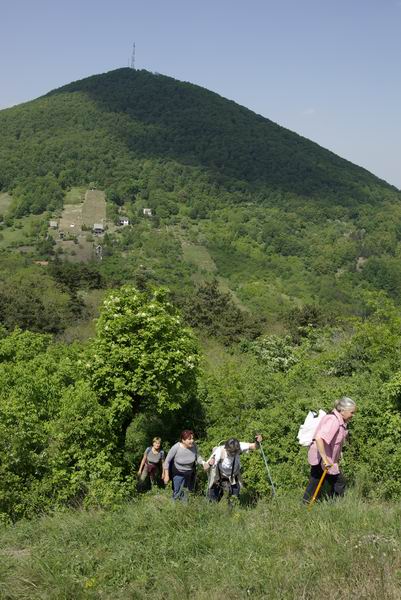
[82,191,106,228]
[64,187,86,206]
[0,193,12,214]
[0,491,400,600]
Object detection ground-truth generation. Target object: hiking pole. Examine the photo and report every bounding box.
[307,467,328,510]
[259,442,276,498]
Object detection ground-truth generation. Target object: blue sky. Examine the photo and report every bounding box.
[1,0,400,188]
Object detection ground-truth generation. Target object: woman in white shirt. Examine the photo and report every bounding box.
[207,435,262,502]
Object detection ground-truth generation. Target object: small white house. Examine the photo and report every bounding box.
[119,217,130,226]
[93,223,104,235]
[143,208,153,217]
[49,220,58,229]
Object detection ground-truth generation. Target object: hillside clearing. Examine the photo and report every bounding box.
[64,186,86,205]
[182,241,217,274]
[52,189,107,261]
[82,190,106,227]
[58,203,83,233]
[0,192,12,214]
[0,214,43,250]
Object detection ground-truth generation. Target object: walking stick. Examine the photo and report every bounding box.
[307,467,328,510]
[259,441,276,497]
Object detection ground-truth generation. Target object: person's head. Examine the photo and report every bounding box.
[180,430,195,448]
[224,438,241,456]
[335,397,356,423]
[152,436,161,450]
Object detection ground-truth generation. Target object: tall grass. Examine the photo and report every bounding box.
[0,491,400,599]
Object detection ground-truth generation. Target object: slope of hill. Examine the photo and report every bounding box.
[1,70,401,548]
[0,67,399,215]
[1,494,400,599]
[1,68,401,330]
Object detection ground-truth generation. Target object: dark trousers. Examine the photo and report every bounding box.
[172,469,195,501]
[208,481,240,502]
[303,464,346,504]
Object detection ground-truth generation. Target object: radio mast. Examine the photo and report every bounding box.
[130,42,136,69]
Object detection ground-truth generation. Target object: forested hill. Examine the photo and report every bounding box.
[1,67,401,531]
[0,67,399,216]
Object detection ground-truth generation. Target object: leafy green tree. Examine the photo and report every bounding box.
[284,304,332,342]
[88,285,200,449]
[242,334,303,372]
[0,330,79,520]
[182,279,262,344]
[0,268,73,333]
[0,287,201,519]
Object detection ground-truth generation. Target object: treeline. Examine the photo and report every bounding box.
[1,285,400,523]
[0,255,105,334]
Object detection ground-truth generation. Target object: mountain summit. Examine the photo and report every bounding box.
[0,67,398,216]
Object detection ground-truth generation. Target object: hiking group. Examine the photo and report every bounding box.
[137,396,357,505]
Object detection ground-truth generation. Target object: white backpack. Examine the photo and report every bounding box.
[297,409,327,447]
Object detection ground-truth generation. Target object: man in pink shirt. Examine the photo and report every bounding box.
[303,397,356,504]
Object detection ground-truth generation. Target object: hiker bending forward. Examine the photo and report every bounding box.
[137,437,165,489]
[303,397,356,504]
[163,430,211,501]
[207,435,262,502]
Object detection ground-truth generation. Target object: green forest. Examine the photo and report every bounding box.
[0,68,400,598]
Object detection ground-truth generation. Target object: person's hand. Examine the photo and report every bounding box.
[209,457,216,466]
[203,458,213,471]
[323,459,333,469]
[163,474,170,485]
[137,470,142,476]
[255,434,263,444]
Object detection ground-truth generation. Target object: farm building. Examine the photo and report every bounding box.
[119,217,130,226]
[49,220,58,229]
[143,208,153,217]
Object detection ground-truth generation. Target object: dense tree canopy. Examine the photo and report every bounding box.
[0,287,200,520]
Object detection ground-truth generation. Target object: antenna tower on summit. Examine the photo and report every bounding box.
[130,42,136,69]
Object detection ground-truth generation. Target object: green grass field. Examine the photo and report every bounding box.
[0,192,12,215]
[0,493,399,599]
[182,241,217,275]
[0,214,43,250]
[64,187,86,205]
[82,190,106,227]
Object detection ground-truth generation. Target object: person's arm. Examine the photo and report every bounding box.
[205,451,216,470]
[314,415,338,468]
[163,444,178,484]
[138,451,147,475]
[315,437,333,468]
[195,447,215,470]
[195,453,210,470]
[201,455,215,471]
[245,434,263,451]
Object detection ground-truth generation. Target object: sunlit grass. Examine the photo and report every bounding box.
[0,492,399,599]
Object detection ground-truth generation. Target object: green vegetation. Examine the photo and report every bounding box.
[64,186,85,205]
[0,255,104,334]
[0,192,12,215]
[0,494,400,599]
[1,68,401,325]
[0,69,400,597]
[1,286,401,523]
[2,68,398,211]
[0,288,199,521]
